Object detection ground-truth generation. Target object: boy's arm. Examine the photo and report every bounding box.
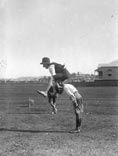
[45,65,55,92]
[49,64,56,76]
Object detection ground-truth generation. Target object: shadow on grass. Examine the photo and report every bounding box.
[0,128,69,133]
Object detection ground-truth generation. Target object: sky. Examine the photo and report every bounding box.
[0,0,118,78]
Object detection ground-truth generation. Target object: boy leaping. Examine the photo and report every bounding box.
[37,57,70,97]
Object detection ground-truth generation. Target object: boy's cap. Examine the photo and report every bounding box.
[40,57,50,64]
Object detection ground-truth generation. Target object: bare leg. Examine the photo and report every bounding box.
[50,99,57,114]
[48,86,58,114]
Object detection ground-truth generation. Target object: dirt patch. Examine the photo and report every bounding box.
[0,112,118,156]
[0,85,118,156]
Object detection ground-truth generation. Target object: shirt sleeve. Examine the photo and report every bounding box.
[64,85,77,103]
[64,85,74,97]
[49,64,56,76]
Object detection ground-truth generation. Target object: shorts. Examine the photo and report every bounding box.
[53,68,70,82]
[47,86,57,103]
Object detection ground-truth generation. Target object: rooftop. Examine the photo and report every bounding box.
[98,60,118,68]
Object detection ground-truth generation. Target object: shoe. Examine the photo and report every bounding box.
[37,90,47,97]
[69,128,81,133]
[54,107,57,114]
[51,107,57,114]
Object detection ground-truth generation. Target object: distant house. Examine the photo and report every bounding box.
[95,60,118,80]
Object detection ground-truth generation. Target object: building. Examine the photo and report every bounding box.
[95,60,118,80]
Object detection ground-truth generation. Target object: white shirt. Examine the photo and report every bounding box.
[48,64,56,87]
[49,64,56,76]
[64,84,77,96]
[63,84,82,104]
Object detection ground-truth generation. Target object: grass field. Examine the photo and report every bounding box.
[0,82,118,156]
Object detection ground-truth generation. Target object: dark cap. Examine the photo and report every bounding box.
[40,57,50,64]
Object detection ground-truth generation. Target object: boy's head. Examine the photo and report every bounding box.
[40,57,50,69]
